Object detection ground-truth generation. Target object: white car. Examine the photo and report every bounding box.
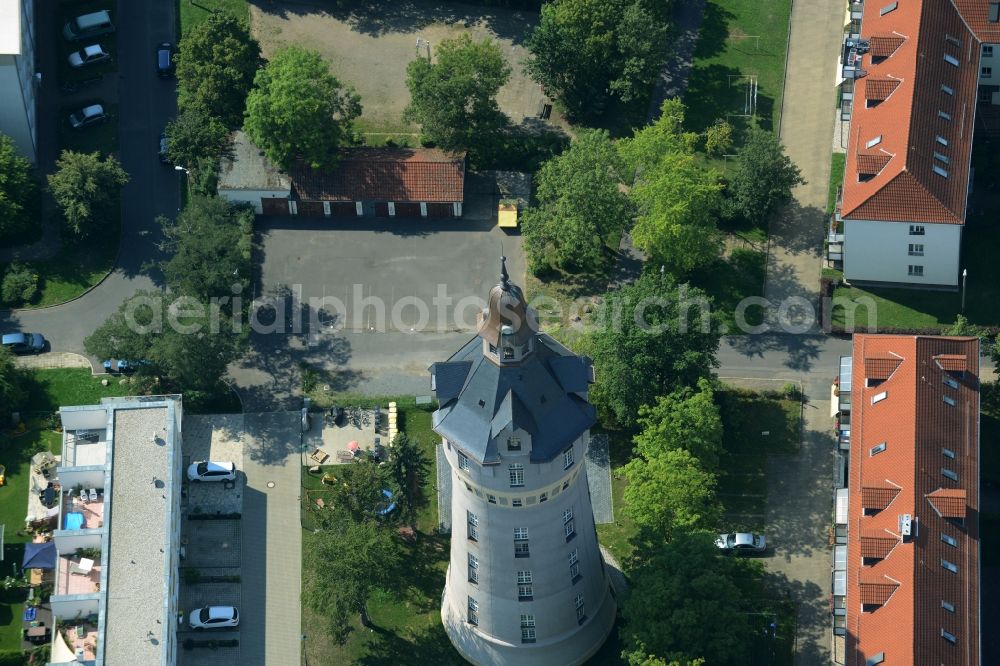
[189,606,239,630]
[716,532,767,554]
[68,44,110,68]
[186,461,237,482]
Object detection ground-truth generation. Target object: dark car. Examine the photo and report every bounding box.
[2,332,46,355]
[159,132,169,163]
[156,42,174,77]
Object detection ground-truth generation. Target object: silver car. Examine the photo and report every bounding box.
[716,532,767,553]
[68,44,111,68]
[189,606,239,630]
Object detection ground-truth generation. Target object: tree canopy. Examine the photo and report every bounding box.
[47,151,129,237]
[303,510,402,641]
[404,35,510,157]
[725,126,805,227]
[155,195,252,310]
[176,13,262,128]
[622,99,723,276]
[633,378,724,471]
[387,432,431,528]
[621,531,760,666]
[83,290,243,398]
[521,129,631,274]
[0,133,38,242]
[164,106,231,173]
[525,0,670,120]
[586,271,720,428]
[623,448,722,540]
[244,46,361,170]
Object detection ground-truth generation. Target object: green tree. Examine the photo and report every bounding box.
[622,448,722,539]
[47,151,129,237]
[726,127,805,226]
[625,654,706,666]
[1,263,39,306]
[586,271,720,428]
[404,35,510,157]
[155,195,252,309]
[328,460,397,522]
[175,13,262,127]
[83,291,243,398]
[303,511,402,639]
[621,531,759,665]
[244,46,361,170]
[521,129,631,274]
[703,120,733,157]
[525,0,669,120]
[0,133,38,241]
[388,432,431,528]
[164,106,231,171]
[0,345,28,424]
[633,379,723,471]
[623,99,723,276]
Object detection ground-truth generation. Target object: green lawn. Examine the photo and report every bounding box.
[683,0,792,137]
[716,386,800,529]
[180,0,249,37]
[827,152,846,216]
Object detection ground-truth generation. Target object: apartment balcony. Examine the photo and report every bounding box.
[55,552,102,596]
[62,428,108,468]
[842,37,869,80]
[61,491,105,530]
[850,1,864,20]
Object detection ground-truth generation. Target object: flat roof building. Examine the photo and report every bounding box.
[46,396,183,666]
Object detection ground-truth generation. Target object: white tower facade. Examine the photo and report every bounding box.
[431,260,616,666]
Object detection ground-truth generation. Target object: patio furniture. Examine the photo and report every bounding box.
[79,488,88,503]
[336,451,355,463]
[26,626,50,644]
[42,486,55,507]
[88,488,98,502]
[23,607,36,622]
[70,558,94,576]
[315,498,325,509]
[309,448,329,464]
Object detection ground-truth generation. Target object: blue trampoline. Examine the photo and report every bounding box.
[376,489,397,516]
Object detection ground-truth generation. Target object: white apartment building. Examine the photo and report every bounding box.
[0,0,37,161]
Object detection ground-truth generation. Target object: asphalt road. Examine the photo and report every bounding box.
[0,0,178,353]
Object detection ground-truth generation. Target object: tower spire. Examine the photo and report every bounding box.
[500,256,510,290]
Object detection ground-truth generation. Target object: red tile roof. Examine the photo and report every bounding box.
[290,148,466,203]
[840,0,980,226]
[952,0,1000,43]
[856,153,892,176]
[846,335,980,665]
[926,488,967,518]
[865,78,900,102]
[863,355,902,380]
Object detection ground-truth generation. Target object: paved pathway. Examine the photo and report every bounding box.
[647,0,707,122]
[586,433,614,525]
[239,411,302,666]
[765,0,846,334]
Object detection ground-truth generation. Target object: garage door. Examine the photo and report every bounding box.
[329,201,356,217]
[427,203,452,218]
[298,201,325,217]
[394,202,421,218]
[261,198,289,215]
[374,202,390,217]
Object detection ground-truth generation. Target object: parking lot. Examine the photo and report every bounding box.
[178,417,248,666]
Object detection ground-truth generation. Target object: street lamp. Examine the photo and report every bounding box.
[961,269,968,313]
[174,165,189,174]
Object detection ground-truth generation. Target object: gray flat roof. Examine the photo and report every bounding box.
[103,406,173,665]
[218,130,292,192]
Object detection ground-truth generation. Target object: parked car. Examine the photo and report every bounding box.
[156,42,174,77]
[187,461,237,482]
[68,44,111,68]
[1,332,46,355]
[63,10,115,41]
[68,104,107,130]
[159,132,169,163]
[716,532,767,554]
[188,606,239,630]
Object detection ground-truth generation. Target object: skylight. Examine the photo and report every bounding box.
[870,442,887,456]
[941,84,954,95]
[866,135,883,149]
[943,394,956,405]
[944,54,960,67]
[936,135,949,146]
[944,34,961,47]
[942,468,958,481]
[933,165,949,178]
[871,391,887,404]
[938,110,952,121]
[880,2,897,15]
[934,152,950,165]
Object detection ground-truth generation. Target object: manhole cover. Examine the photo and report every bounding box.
[266,481,275,488]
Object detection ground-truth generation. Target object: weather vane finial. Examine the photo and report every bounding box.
[500,255,510,289]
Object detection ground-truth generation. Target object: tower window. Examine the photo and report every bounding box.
[520,614,536,643]
[458,452,470,472]
[509,463,524,487]
[468,553,479,583]
[467,510,479,541]
[503,346,514,360]
[508,437,521,451]
[514,527,529,557]
[575,594,586,623]
[517,571,533,600]
[468,597,479,625]
[563,447,574,469]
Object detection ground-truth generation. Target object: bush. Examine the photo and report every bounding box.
[1,262,39,305]
[704,120,734,156]
[0,651,28,666]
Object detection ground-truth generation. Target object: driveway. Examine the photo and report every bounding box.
[0,0,179,358]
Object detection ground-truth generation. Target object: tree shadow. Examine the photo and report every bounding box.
[357,622,466,666]
[683,63,744,134]
[760,571,831,665]
[724,333,825,373]
[692,1,735,62]
[253,0,538,45]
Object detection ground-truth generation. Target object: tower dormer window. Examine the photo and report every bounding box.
[503,346,514,360]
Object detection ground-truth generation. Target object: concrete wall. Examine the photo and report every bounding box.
[441,430,615,665]
[58,467,106,490]
[843,218,962,287]
[51,595,99,620]
[55,531,102,553]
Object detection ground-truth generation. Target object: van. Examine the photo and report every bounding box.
[63,10,115,41]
